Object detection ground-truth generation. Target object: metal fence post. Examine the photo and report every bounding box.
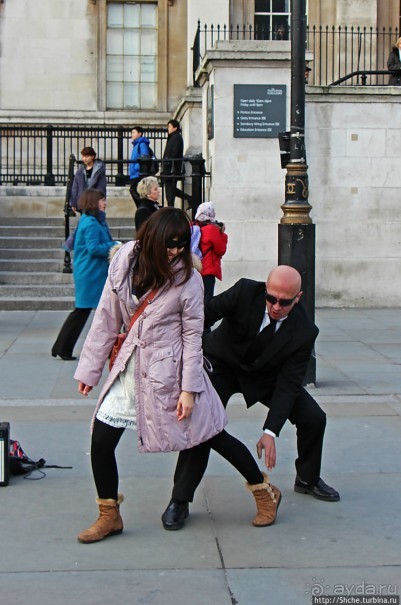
[187,154,206,219]
[115,126,126,186]
[62,154,76,273]
[44,124,55,186]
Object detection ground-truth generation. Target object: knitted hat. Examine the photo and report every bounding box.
[195,201,216,222]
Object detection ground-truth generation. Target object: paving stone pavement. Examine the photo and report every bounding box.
[0,308,400,605]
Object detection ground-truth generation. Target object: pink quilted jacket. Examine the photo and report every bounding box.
[74,242,227,452]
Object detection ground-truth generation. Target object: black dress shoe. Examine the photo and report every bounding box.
[51,351,77,361]
[161,499,189,531]
[294,476,340,502]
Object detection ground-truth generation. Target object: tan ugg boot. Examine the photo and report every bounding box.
[77,494,124,544]
[246,473,282,527]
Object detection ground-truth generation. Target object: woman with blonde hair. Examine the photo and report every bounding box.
[135,176,160,231]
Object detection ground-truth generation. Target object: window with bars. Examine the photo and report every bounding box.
[254,0,290,40]
[106,2,157,109]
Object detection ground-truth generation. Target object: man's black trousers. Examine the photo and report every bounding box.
[172,369,327,502]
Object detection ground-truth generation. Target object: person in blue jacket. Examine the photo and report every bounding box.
[69,147,106,213]
[129,126,151,207]
[51,189,119,360]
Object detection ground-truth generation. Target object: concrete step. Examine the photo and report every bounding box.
[0,225,135,241]
[0,236,63,249]
[0,225,133,239]
[0,271,73,284]
[0,217,66,226]
[0,259,66,271]
[0,297,75,311]
[0,226,76,237]
[111,227,134,240]
[0,216,133,226]
[0,284,75,297]
[0,248,64,259]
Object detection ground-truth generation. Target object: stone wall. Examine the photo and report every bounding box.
[0,0,188,119]
[0,0,98,112]
[307,87,401,306]
[191,42,401,307]
[0,186,134,220]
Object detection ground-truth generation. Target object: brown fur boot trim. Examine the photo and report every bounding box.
[77,493,124,544]
[246,473,282,527]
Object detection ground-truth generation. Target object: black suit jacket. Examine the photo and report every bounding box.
[203,278,318,436]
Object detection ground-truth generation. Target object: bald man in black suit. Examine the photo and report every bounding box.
[162,265,340,530]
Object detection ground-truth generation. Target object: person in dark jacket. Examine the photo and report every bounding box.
[161,119,192,207]
[161,265,340,531]
[69,147,106,213]
[387,38,401,85]
[129,126,151,207]
[52,189,119,360]
[135,176,160,232]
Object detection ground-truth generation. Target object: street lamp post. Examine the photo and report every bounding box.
[278,0,316,384]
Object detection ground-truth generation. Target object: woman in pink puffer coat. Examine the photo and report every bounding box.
[74,208,278,544]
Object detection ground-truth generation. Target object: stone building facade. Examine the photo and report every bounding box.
[1,1,401,306]
[0,0,399,124]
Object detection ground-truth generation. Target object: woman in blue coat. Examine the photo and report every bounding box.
[52,189,119,360]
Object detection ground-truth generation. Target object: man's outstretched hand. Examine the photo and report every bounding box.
[256,433,276,471]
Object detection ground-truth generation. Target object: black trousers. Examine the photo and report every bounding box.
[202,275,216,304]
[202,276,216,336]
[172,370,327,502]
[51,308,92,357]
[91,417,264,502]
[163,177,192,207]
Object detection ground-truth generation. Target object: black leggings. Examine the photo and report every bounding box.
[91,418,264,501]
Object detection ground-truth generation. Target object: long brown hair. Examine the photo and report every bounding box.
[133,207,192,295]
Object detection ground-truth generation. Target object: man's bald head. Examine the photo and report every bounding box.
[267,265,302,294]
[265,265,302,320]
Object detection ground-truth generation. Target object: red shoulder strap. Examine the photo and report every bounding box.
[126,289,158,334]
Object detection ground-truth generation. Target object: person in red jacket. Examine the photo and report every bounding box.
[194,201,228,302]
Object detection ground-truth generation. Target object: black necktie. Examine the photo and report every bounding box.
[244,319,277,365]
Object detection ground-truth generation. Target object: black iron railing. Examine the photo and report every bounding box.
[61,153,209,272]
[308,25,400,86]
[192,22,400,87]
[330,69,400,86]
[0,125,167,186]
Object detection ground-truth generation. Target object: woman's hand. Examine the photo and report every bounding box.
[78,382,93,397]
[176,391,194,421]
